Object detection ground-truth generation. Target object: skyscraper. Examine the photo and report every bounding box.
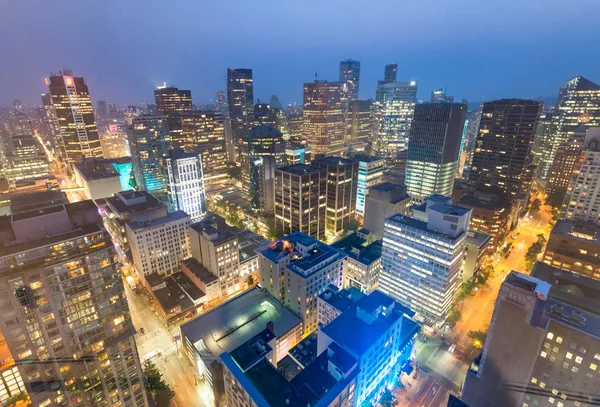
[154,84,192,114]
[302,80,347,156]
[354,155,385,216]
[379,196,471,326]
[46,71,103,164]
[339,59,361,102]
[560,128,600,222]
[430,88,454,103]
[177,111,228,192]
[312,157,359,237]
[374,80,418,163]
[462,266,600,407]
[0,200,148,407]
[274,164,327,240]
[166,149,206,220]
[128,116,171,202]
[405,103,467,201]
[40,92,60,144]
[347,99,373,144]
[215,90,227,112]
[384,63,397,83]
[227,68,254,153]
[468,99,542,202]
[542,76,600,183]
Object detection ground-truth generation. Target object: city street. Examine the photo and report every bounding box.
[125,282,211,407]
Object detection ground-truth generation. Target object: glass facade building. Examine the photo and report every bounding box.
[153,85,192,114]
[354,155,385,216]
[339,59,361,102]
[166,150,206,221]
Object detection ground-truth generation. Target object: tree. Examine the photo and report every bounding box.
[529,198,542,213]
[455,280,474,302]
[475,265,495,286]
[379,389,398,407]
[468,329,488,349]
[246,274,255,287]
[447,306,462,328]
[501,242,513,256]
[143,360,175,407]
[536,233,547,243]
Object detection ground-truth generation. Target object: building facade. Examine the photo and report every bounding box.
[303,81,347,156]
[227,68,254,154]
[354,155,385,217]
[339,59,361,103]
[405,103,467,202]
[363,182,410,240]
[154,85,192,114]
[166,150,206,221]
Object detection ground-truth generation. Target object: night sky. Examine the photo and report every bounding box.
[2,0,599,107]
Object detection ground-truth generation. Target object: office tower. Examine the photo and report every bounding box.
[364,182,411,240]
[468,99,541,202]
[347,99,373,144]
[274,164,327,240]
[166,149,206,221]
[0,134,49,186]
[543,76,600,184]
[100,190,167,260]
[71,158,124,201]
[181,287,303,407]
[458,190,512,253]
[227,68,254,151]
[405,103,467,202]
[153,84,192,114]
[100,122,129,159]
[332,232,383,294]
[379,196,472,326]
[215,90,227,112]
[462,267,600,407]
[384,63,397,83]
[285,145,311,165]
[430,88,454,103]
[312,157,359,237]
[463,230,491,281]
[126,211,191,280]
[354,155,385,216]
[108,102,119,119]
[543,219,600,280]
[253,102,278,127]
[46,71,103,164]
[96,100,109,120]
[561,128,600,221]
[249,155,277,213]
[221,289,418,407]
[531,112,554,179]
[0,200,148,407]
[339,59,361,102]
[546,126,587,207]
[188,214,268,298]
[460,107,482,181]
[40,92,60,143]
[374,80,418,163]
[257,232,346,333]
[303,80,347,156]
[176,111,228,192]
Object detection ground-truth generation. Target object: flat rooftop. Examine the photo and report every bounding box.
[276,164,325,176]
[551,219,600,244]
[353,154,384,164]
[466,230,491,249]
[181,258,218,285]
[319,285,365,315]
[387,213,465,240]
[180,286,301,360]
[105,190,164,215]
[288,244,346,278]
[257,232,317,264]
[74,159,120,181]
[429,202,471,217]
[126,210,189,231]
[312,156,356,166]
[369,181,405,193]
[237,230,269,263]
[332,233,382,266]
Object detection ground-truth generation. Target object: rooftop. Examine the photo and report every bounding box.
[229,328,275,371]
[276,164,325,176]
[353,154,384,164]
[386,213,465,241]
[237,230,269,263]
[459,192,511,212]
[189,213,239,245]
[312,156,356,166]
[105,190,164,216]
[466,230,491,249]
[429,202,471,217]
[332,233,382,266]
[126,210,189,231]
[9,190,68,213]
[73,159,120,181]
[257,231,317,264]
[181,258,218,285]
[551,219,600,244]
[319,285,365,314]
[288,332,318,368]
[180,286,301,360]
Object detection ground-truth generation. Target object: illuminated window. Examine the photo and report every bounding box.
[547,333,554,340]
[566,352,573,360]
[556,337,563,344]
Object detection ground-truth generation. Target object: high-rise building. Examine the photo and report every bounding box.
[560,128,600,221]
[363,182,411,240]
[468,99,541,202]
[379,195,472,326]
[347,99,373,144]
[0,200,148,407]
[531,112,554,180]
[227,68,254,150]
[274,165,327,240]
[383,63,397,83]
[253,102,278,127]
[100,122,129,159]
[430,88,454,103]
[40,92,60,145]
[303,80,347,156]
[374,80,418,163]
[460,107,482,181]
[462,266,600,407]
[543,219,600,280]
[154,84,192,114]
[46,71,103,164]
[166,149,206,221]
[543,76,600,184]
[332,232,383,294]
[312,157,359,237]
[127,116,171,202]
[176,111,228,192]
[354,154,385,216]
[127,211,191,283]
[546,126,587,207]
[215,90,227,112]
[285,145,312,165]
[339,59,361,102]
[0,133,49,185]
[405,103,467,202]
[96,100,109,120]
[257,232,346,333]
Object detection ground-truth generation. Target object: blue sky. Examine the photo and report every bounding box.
[1,0,599,107]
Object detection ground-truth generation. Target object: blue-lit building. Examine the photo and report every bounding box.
[354,155,385,216]
[220,289,419,407]
[127,115,171,203]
